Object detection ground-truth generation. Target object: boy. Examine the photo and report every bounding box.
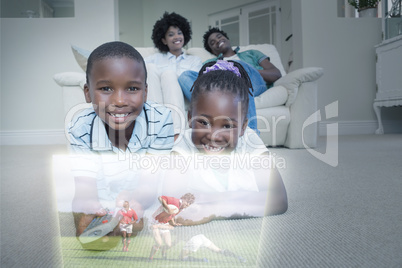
[67,41,175,250]
[68,41,174,154]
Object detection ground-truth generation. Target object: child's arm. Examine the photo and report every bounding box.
[252,153,287,215]
[170,189,266,226]
[263,167,288,216]
[72,176,104,215]
[72,175,106,237]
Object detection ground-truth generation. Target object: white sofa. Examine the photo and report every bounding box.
[53,44,323,148]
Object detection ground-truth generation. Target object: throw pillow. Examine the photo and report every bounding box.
[274,67,323,106]
[71,45,91,72]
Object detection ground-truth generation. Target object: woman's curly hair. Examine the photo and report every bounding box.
[202,27,229,54]
[151,12,192,53]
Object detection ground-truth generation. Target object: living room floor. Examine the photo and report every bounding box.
[1,134,402,267]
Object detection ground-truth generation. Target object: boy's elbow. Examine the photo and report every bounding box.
[264,192,288,216]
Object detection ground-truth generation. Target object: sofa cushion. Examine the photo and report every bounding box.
[274,67,323,106]
[71,45,91,72]
[186,47,215,63]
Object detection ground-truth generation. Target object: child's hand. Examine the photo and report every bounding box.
[72,197,105,215]
[95,208,107,217]
[72,176,105,215]
[72,198,106,237]
[74,213,96,237]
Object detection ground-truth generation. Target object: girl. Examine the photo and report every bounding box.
[173,60,262,156]
[169,60,288,221]
[145,12,202,137]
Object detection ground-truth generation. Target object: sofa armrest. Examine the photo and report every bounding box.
[255,85,288,109]
[284,76,323,149]
[53,72,88,117]
[274,67,323,107]
[53,72,86,89]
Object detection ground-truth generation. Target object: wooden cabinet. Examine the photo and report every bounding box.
[373,1,402,134]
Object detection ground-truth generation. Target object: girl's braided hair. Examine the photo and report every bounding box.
[190,60,253,120]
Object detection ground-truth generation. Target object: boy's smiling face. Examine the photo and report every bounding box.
[84,57,147,134]
[189,90,247,155]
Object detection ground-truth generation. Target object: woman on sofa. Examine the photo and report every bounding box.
[145,12,203,138]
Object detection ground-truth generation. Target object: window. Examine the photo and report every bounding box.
[384,0,402,39]
[338,0,399,18]
[208,0,280,48]
[1,0,75,18]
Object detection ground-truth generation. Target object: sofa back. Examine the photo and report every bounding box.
[73,43,286,76]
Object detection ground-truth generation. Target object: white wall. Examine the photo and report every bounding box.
[1,0,400,145]
[289,0,397,134]
[119,0,144,46]
[0,0,118,143]
[279,0,293,72]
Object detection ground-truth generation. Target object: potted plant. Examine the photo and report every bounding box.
[348,0,381,17]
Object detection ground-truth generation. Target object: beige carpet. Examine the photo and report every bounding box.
[1,134,401,267]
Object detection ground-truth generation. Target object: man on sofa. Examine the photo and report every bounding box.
[179,27,282,133]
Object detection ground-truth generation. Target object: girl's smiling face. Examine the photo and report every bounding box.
[189,90,248,155]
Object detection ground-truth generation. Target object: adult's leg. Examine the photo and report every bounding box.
[146,63,164,104]
[160,70,188,135]
[247,96,258,134]
[235,60,268,134]
[236,60,268,97]
[178,70,198,101]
